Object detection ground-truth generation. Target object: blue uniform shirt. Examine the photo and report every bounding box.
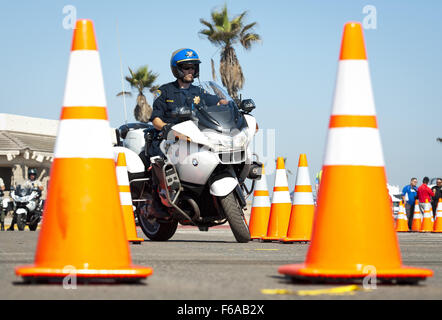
[150,80,220,125]
[402,185,418,205]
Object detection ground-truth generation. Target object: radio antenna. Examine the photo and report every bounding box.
[116,19,128,124]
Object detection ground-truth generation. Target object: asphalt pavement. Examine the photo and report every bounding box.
[1,222,442,301]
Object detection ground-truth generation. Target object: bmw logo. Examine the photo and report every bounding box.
[192,159,198,167]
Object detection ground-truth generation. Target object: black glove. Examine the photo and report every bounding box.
[161,123,173,139]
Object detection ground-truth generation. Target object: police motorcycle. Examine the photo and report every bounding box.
[10,184,43,231]
[115,81,262,243]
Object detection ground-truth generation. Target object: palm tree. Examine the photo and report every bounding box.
[199,5,261,101]
[117,65,159,123]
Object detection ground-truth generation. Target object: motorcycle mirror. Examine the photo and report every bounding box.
[239,99,256,113]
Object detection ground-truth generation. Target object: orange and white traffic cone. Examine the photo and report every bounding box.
[433,199,442,233]
[278,22,432,283]
[15,20,153,283]
[411,199,422,232]
[116,152,144,244]
[395,201,409,232]
[248,164,271,240]
[281,154,315,243]
[261,157,292,242]
[420,199,434,232]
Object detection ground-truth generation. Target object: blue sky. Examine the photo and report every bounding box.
[1,0,441,189]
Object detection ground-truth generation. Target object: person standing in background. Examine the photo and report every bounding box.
[431,178,442,217]
[402,177,418,229]
[0,177,5,231]
[417,176,435,215]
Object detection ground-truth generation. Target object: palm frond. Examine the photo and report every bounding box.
[116,91,132,97]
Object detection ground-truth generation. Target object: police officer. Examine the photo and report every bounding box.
[0,177,5,231]
[147,48,228,218]
[8,168,43,231]
[150,48,228,141]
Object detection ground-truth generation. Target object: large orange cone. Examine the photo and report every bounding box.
[278,22,432,283]
[248,164,271,240]
[395,201,409,232]
[281,154,315,243]
[261,158,292,241]
[433,199,442,233]
[411,199,422,232]
[116,152,144,244]
[420,199,434,232]
[15,20,153,282]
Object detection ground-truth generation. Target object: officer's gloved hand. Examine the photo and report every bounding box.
[161,123,173,140]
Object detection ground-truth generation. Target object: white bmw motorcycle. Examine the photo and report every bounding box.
[114,81,262,243]
[10,185,43,231]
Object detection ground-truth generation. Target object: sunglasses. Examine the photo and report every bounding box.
[181,65,196,71]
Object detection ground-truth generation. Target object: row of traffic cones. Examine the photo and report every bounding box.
[396,199,442,233]
[249,155,315,243]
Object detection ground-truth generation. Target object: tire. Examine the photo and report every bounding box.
[219,191,251,243]
[28,213,40,231]
[138,210,178,241]
[16,214,26,231]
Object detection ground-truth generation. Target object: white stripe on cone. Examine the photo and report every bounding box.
[54,120,113,158]
[332,60,376,116]
[324,128,384,166]
[63,51,107,107]
[295,167,311,186]
[293,193,314,205]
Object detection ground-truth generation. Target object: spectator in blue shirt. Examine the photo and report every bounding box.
[402,177,418,229]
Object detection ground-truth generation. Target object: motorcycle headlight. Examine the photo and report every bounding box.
[232,130,248,148]
[205,132,233,148]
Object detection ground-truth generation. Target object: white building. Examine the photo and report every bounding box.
[0,113,57,199]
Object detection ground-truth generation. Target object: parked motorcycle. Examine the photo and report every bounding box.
[10,184,43,231]
[115,81,262,243]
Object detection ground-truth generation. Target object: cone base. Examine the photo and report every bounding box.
[396,230,410,233]
[261,236,286,242]
[278,263,432,284]
[15,265,153,283]
[280,237,310,243]
[128,237,145,244]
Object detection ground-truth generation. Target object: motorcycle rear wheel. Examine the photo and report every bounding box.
[219,192,251,243]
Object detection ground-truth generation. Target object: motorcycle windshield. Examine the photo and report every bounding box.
[193,81,247,134]
[16,185,31,197]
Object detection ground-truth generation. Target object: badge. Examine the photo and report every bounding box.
[185,51,194,57]
[193,96,200,105]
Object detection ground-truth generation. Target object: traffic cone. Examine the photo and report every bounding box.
[248,164,271,240]
[278,22,432,283]
[395,201,409,232]
[261,158,292,241]
[15,20,153,283]
[420,199,434,232]
[411,200,422,232]
[433,199,442,233]
[281,154,315,243]
[116,152,144,244]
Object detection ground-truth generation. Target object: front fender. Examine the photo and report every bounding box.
[210,177,238,197]
[112,146,145,173]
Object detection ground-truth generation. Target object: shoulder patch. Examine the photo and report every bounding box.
[154,89,162,99]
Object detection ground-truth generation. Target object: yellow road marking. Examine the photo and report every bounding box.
[261,285,366,296]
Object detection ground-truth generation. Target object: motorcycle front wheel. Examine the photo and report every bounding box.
[219,192,251,243]
[138,211,178,241]
[16,214,26,231]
